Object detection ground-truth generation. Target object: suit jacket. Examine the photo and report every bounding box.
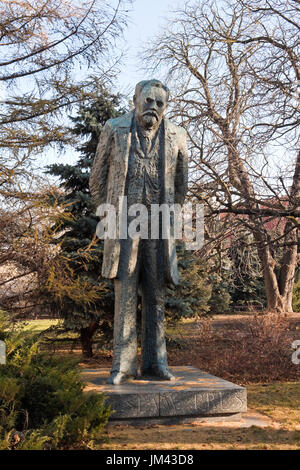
[89,110,188,284]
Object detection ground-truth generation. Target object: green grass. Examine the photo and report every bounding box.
[18,319,81,351]
[21,319,60,334]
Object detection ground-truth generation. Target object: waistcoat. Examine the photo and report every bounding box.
[125,117,163,208]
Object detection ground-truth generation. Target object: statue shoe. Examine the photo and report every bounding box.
[141,366,175,381]
[107,370,136,385]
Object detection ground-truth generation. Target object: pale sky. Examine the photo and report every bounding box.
[115,0,173,97]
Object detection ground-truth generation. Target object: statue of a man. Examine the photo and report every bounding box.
[90,79,188,384]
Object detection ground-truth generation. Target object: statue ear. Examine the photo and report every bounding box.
[133,94,136,106]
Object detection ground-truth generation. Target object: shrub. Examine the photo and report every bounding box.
[0,311,110,449]
[168,314,300,384]
[196,314,299,384]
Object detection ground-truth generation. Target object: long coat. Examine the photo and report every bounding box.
[89,110,188,285]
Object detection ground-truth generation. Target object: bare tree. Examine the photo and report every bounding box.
[143,0,299,313]
[0,0,130,201]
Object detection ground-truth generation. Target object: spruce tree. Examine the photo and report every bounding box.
[46,91,126,358]
[165,243,212,323]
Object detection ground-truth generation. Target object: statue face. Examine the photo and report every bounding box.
[134,85,168,129]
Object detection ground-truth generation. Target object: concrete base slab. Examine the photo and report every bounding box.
[82,366,247,424]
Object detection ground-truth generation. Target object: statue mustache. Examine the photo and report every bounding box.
[142,110,158,120]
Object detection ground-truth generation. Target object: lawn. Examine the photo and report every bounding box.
[21,319,60,334]
[247,382,300,428]
[19,319,80,349]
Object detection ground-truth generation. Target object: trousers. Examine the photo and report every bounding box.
[110,237,167,375]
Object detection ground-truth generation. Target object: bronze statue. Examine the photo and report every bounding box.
[90,80,188,384]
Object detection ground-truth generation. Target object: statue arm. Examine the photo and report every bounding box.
[174,128,188,205]
[89,121,113,209]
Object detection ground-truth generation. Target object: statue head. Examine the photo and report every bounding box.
[133,79,169,130]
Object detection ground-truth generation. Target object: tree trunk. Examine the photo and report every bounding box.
[261,250,284,313]
[253,214,299,313]
[80,320,99,358]
[254,226,296,314]
[275,150,300,313]
[278,221,298,313]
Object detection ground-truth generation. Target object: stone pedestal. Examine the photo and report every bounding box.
[82,366,247,425]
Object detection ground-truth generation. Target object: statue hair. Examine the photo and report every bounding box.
[134,79,170,102]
